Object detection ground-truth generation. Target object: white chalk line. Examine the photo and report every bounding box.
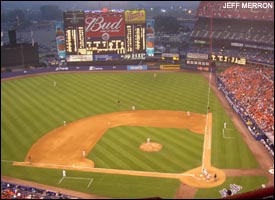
[58,176,64,184]
[202,70,212,171]
[222,128,236,139]
[2,160,195,178]
[58,176,94,188]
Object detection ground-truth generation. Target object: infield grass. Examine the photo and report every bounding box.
[1,72,262,198]
[89,126,204,172]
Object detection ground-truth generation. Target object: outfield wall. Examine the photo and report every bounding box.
[1,65,153,79]
[2,63,201,79]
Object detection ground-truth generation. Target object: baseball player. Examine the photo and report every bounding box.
[28,156,32,165]
[62,169,66,177]
[214,173,217,181]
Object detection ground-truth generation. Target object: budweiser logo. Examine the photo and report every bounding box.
[85,17,123,32]
[127,12,145,21]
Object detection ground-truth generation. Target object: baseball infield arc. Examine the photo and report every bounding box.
[14,110,226,188]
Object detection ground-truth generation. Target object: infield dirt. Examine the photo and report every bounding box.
[14,110,227,188]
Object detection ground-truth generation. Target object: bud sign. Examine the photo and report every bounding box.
[85,13,125,38]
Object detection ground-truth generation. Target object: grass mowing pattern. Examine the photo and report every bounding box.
[1,162,180,199]
[1,72,260,198]
[89,126,204,172]
[211,101,259,169]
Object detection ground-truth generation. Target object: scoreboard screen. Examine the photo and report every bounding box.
[86,38,125,55]
[63,10,147,62]
[124,10,146,60]
[64,11,85,55]
[65,29,77,54]
[124,24,146,60]
[125,24,145,53]
[211,55,246,65]
[126,25,133,52]
[134,24,146,53]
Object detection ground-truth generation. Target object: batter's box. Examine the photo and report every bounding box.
[222,128,236,139]
[58,176,94,188]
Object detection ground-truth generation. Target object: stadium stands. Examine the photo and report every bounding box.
[1,181,81,199]
[217,66,274,156]
[197,1,274,21]
[189,1,274,66]
[191,18,274,45]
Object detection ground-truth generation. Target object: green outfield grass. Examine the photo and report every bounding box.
[1,72,263,198]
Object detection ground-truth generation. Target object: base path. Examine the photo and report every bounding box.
[14,110,225,187]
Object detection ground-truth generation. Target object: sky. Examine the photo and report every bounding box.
[1,1,200,11]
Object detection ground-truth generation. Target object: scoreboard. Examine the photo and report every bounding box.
[124,10,146,60]
[185,52,247,67]
[211,55,246,65]
[124,24,146,60]
[64,11,86,56]
[62,10,147,62]
[133,24,146,53]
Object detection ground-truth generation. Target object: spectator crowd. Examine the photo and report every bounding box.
[217,66,274,156]
[1,181,81,199]
[218,66,274,135]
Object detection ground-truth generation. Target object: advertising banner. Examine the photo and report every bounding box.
[146,19,155,56]
[123,53,146,60]
[85,12,125,38]
[127,65,148,70]
[124,10,146,24]
[66,55,93,62]
[162,53,179,58]
[186,53,208,60]
[55,21,66,59]
[160,64,180,70]
[93,54,122,61]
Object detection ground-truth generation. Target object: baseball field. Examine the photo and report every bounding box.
[1,71,272,198]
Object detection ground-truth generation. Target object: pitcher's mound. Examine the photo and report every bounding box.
[140,142,162,152]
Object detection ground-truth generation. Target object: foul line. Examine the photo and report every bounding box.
[3,160,195,179]
[202,70,212,171]
[58,176,65,184]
